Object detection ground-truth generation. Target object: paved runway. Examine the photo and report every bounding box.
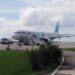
[0,42,75,50]
[57,42,75,48]
[0,43,38,50]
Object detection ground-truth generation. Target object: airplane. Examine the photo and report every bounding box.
[12,22,72,45]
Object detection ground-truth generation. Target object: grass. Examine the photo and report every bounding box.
[63,48,75,52]
[0,50,53,75]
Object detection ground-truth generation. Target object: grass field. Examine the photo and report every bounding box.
[63,48,75,51]
[0,50,53,75]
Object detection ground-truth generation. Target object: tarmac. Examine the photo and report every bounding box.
[0,42,75,50]
[55,51,75,75]
[0,43,38,50]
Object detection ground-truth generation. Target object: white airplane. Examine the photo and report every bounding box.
[12,22,71,45]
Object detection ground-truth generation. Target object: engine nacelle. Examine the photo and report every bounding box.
[40,37,52,43]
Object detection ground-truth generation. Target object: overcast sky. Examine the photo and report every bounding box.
[0,0,75,42]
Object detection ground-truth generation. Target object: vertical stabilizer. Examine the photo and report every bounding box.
[55,22,59,33]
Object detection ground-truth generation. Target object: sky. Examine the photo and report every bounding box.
[0,0,75,42]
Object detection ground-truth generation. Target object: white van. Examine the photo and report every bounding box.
[1,38,13,44]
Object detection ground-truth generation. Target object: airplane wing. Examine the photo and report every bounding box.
[48,34,75,40]
[59,34,75,38]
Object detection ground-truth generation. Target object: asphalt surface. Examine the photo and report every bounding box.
[0,43,39,50]
[0,42,75,50]
[55,51,75,75]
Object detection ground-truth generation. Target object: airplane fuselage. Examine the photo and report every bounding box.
[12,30,59,45]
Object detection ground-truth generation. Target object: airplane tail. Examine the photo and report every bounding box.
[55,22,59,33]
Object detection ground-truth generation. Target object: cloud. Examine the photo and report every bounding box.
[22,0,52,7]
[0,19,22,38]
[21,0,75,15]
[0,17,6,21]
[19,0,75,29]
[22,0,75,8]
[61,13,75,27]
[20,7,64,26]
[0,18,37,38]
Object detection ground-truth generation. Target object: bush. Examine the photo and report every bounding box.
[29,43,63,70]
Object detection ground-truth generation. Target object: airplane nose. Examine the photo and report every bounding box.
[12,34,19,40]
[12,33,23,40]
